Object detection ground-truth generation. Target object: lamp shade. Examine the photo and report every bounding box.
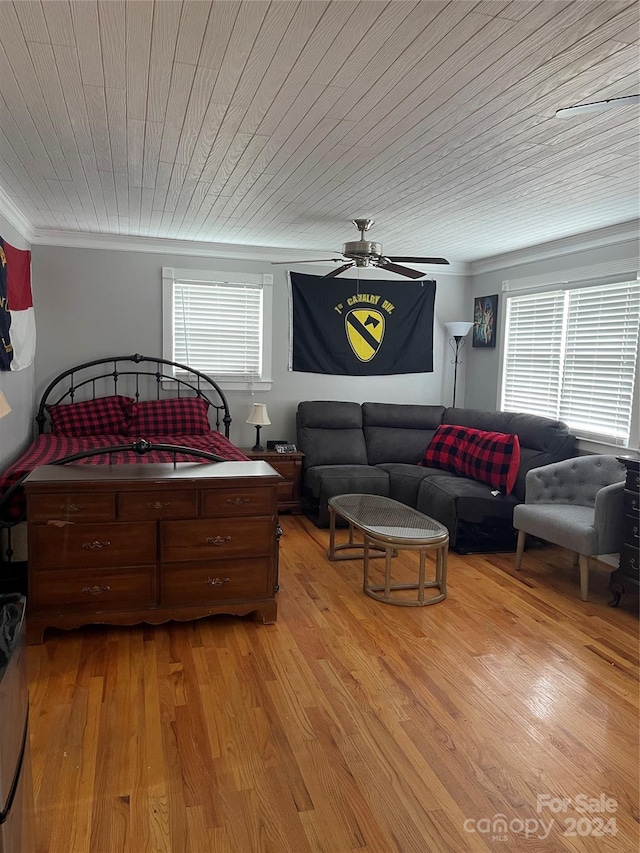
[0,390,11,419]
[445,321,474,337]
[246,403,271,426]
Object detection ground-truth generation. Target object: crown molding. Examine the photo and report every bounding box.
[29,227,471,275]
[470,220,640,275]
[0,189,35,244]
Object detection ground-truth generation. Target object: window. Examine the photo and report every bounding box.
[162,267,273,389]
[501,278,640,447]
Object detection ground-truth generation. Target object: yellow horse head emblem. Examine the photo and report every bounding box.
[345,309,385,362]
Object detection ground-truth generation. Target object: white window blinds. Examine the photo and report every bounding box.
[172,278,263,380]
[502,280,640,446]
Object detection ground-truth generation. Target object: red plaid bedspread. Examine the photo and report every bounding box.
[0,433,249,521]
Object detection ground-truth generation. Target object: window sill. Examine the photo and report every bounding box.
[217,380,273,392]
[162,378,272,393]
[576,437,639,458]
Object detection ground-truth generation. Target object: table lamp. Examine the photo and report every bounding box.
[246,403,270,451]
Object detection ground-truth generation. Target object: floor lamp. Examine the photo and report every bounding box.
[445,322,474,407]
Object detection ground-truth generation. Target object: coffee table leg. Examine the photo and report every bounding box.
[418,549,426,604]
[363,536,370,592]
[437,545,448,595]
[328,506,336,559]
[384,547,392,600]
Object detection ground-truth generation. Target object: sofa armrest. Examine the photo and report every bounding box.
[593,481,625,554]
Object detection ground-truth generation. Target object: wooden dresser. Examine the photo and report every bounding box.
[609,457,639,607]
[24,461,282,643]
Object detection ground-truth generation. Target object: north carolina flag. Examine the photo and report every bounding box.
[0,237,35,371]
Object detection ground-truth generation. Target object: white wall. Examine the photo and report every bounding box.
[31,245,470,447]
[0,214,33,469]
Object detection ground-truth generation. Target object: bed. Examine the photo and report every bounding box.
[1,353,246,532]
[0,354,281,640]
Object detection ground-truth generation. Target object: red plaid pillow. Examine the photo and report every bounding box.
[128,397,211,436]
[46,396,134,436]
[421,424,521,495]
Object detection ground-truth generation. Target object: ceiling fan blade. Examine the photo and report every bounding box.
[271,258,345,264]
[376,261,426,279]
[323,263,354,278]
[387,256,450,265]
[555,93,639,118]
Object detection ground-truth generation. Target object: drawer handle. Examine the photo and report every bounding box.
[205,535,231,546]
[82,585,111,596]
[630,557,637,570]
[81,540,111,550]
[61,503,84,513]
[206,576,230,586]
[633,526,639,540]
[147,501,170,509]
[632,498,638,511]
[226,497,250,505]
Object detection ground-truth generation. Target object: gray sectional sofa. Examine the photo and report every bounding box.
[296,401,577,553]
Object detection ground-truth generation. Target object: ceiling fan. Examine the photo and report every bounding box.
[555,93,639,118]
[272,218,449,279]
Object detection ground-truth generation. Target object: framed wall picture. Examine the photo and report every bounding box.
[473,294,498,348]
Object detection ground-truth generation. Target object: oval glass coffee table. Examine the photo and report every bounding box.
[327,494,449,606]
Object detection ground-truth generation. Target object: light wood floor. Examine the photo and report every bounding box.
[28,515,639,853]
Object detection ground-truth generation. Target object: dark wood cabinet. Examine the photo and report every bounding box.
[25,461,282,642]
[239,449,304,513]
[609,457,639,607]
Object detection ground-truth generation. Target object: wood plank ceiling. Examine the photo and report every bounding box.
[0,0,638,263]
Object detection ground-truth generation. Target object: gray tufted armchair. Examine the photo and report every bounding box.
[513,455,626,601]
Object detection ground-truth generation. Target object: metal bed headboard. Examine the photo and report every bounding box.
[36,353,232,438]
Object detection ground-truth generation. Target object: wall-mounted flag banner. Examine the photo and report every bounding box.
[0,237,35,371]
[290,272,436,375]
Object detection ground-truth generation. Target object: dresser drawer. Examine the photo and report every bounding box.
[118,489,197,520]
[201,486,275,518]
[625,468,640,493]
[31,566,156,610]
[268,459,297,479]
[619,548,639,579]
[623,490,639,518]
[277,481,295,501]
[29,492,115,523]
[160,517,273,562]
[31,521,157,569]
[161,558,270,605]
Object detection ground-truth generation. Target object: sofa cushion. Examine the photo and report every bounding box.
[443,407,575,499]
[421,424,520,495]
[417,474,520,542]
[305,465,389,500]
[377,463,454,507]
[363,402,445,464]
[297,401,368,468]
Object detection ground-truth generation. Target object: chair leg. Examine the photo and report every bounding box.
[578,555,589,601]
[515,530,526,570]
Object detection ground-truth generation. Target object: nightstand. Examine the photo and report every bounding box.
[240,449,304,514]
